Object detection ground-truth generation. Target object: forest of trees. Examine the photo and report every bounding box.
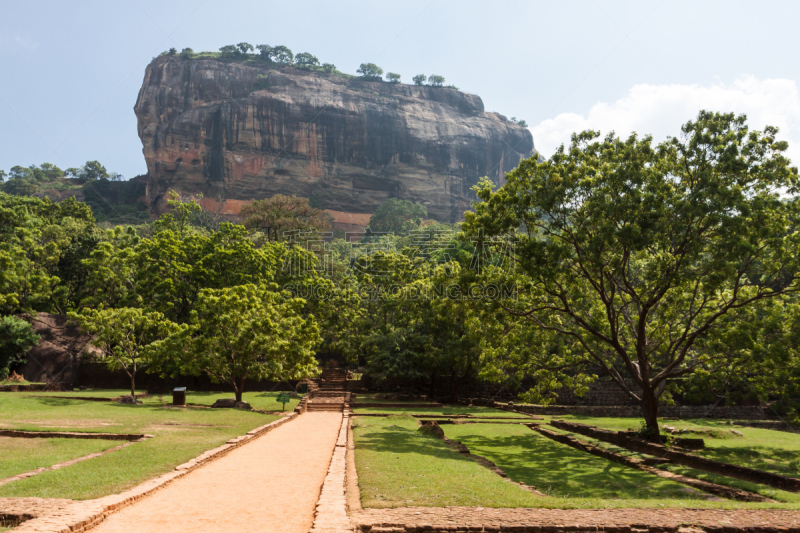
[2,112,799,439]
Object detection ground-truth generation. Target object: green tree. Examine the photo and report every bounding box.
[269,45,293,64]
[0,316,40,379]
[8,166,33,181]
[412,74,426,86]
[427,74,445,87]
[510,117,528,127]
[75,161,109,182]
[236,42,254,55]
[682,294,800,422]
[240,194,332,243]
[219,44,238,58]
[385,72,401,84]
[71,308,180,398]
[0,170,6,183]
[180,47,194,58]
[1,176,38,196]
[256,44,272,60]
[463,111,800,441]
[369,198,427,235]
[159,284,320,402]
[167,47,177,55]
[294,52,319,67]
[321,63,336,73]
[0,193,95,315]
[357,63,383,79]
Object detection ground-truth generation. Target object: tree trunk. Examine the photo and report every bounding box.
[428,372,437,400]
[640,385,662,443]
[234,376,245,403]
[130,373,135,399]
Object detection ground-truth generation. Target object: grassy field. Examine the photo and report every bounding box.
[0,393,280,499]
[0,438,119,480]
[34,389,303,412]
[555,416,800,476]
[443,423,702,500]
[353,415,541,508]
[352,405,528,417]
[352,406,800,509]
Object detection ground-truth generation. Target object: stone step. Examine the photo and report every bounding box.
[307,405,344,411]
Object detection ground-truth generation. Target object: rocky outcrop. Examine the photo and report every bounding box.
[16,313,101,385]
[134,57,536,223]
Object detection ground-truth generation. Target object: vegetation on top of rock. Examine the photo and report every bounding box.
[427,74,445,87]
[510,117,528,127]
[294,52,319,67]
[159,45,459,90]
[356,62,383,79]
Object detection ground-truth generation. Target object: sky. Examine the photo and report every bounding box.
[2,0,800,178]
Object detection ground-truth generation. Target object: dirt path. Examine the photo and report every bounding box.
[91,411,342,533]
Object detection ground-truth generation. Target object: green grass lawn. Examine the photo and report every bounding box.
[0,438,119,479]
[352,405,528,418]
[0,394,280,499]
[180,391,303,412]
[33,389,133,398]
[554,416,800,477]
[353,415,541,508]
[31,389,303,412]
[443,423,702,501]
[353,414,800,509]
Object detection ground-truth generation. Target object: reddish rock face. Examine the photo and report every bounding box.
[135,57,536,223]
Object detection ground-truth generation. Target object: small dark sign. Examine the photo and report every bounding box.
[276,393,291,411]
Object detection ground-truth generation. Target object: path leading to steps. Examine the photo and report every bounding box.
[91,411,343,533]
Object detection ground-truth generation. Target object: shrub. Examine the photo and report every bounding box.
[0,316,39,380]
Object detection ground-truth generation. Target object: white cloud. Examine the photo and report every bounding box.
[531,76,800,165]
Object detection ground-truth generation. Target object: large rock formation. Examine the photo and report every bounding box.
[16,313,101,385]
[135,56,536,223]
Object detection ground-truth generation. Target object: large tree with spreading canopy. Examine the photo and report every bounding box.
[463,111,800,440]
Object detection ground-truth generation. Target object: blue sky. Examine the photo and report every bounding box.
[2,0,799,178]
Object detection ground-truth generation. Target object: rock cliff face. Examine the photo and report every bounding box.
[135,56,536,223]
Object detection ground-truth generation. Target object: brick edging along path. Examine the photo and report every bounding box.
[8,412,298,533]
[351,507,800,532]
[310,410,354,532]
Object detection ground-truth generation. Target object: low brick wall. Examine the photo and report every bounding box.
[501,403,769,420]
[350,403,443,409]
[0,430,146,441]
[550,420,800,493]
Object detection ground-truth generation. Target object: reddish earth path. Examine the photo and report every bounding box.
[91,412,343,533]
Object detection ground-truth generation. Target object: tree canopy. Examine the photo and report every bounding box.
[357,63,383,79]
[240,194,331,243]
[368,198,427,235]
[427,74,445,87]
[463,111,800,439]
